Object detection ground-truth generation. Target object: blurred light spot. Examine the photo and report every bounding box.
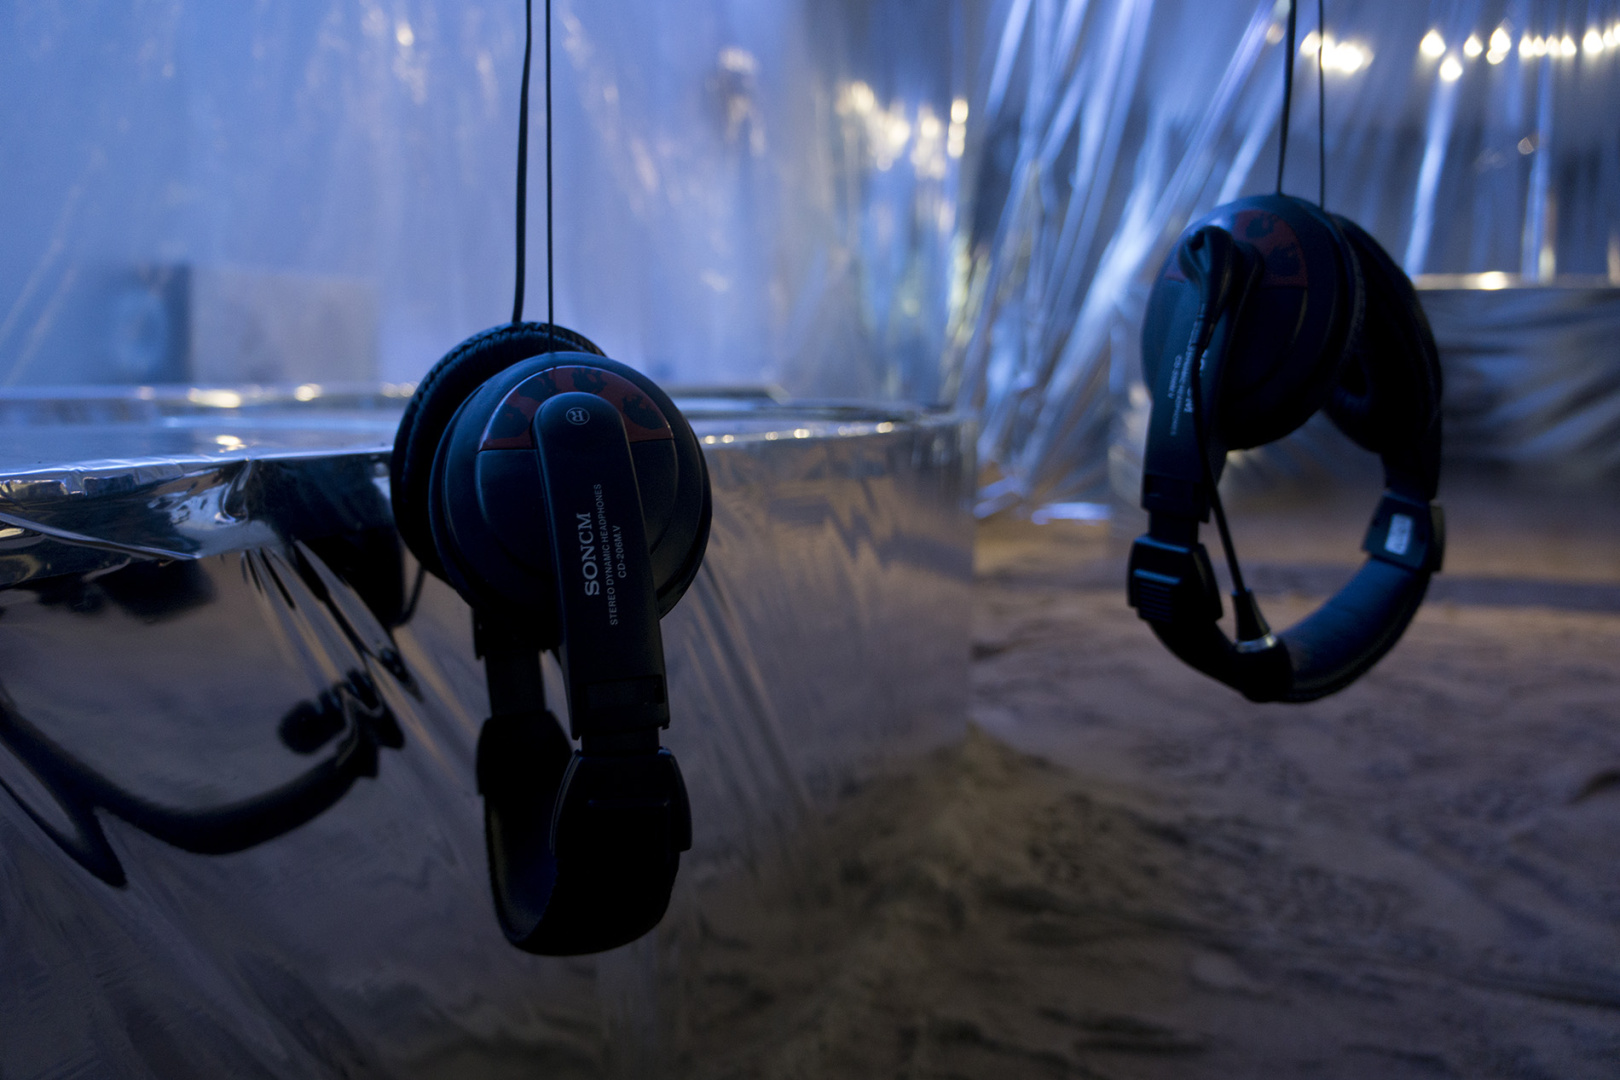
[703,435,718,445]
[395,21,414,48]
[951,98,969,124]
[1464,35,1483,57]
[1439,55,1463,81]
[215,435,245,450]
[1031,502,1110,525]
[793,428,811,439]
[875,422,896,433]
[1518,136,1535,154]
[720,434,735,443]
[1420,30,1446,58]
[1301,30,1320,54]
[1490,26,1512,53]
[1561,35,1577,57]
[719,47,757,75]
[189,389,242,409]
[835,81,876,116]
[1477,271,1510,289]
[1266,22,1284,45]
[294,383,322,402]
[700,270,731,294]
[1585,29,1604,54]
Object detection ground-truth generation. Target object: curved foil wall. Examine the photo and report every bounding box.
[0,400,974,1077]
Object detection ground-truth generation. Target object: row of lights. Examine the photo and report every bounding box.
[1422,23,1620,81]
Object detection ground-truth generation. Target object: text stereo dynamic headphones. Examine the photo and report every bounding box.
[392,322,711,954]
[1127,194,1444,702]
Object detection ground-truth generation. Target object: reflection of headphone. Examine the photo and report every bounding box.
[1128,194,1444,702]
[391,321,711,955]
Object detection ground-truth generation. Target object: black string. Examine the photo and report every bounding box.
[545,0,554,330]
[1276,0,1297,194]
[1317,0,1326,207]
[512,0,532,324]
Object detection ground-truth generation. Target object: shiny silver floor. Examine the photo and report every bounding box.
[672,473,1620,1079]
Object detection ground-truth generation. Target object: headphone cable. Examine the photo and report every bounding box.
[1276,0,1297,194]
[1317,0,1326,207]
[512,0,556,330]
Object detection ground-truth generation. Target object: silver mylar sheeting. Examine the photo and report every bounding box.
[1419,284,1620,478]
[0,396,974,1078]
[0,0,984,403]
[959,0,1620,512]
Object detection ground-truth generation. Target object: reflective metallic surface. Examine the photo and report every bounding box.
[0,397,973,1078]
[962,0,1620,511]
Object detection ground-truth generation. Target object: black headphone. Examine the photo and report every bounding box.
[1128,194,1444,702]
[392,320,711,954]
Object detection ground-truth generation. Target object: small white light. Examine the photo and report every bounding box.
[1477,271,1510,289]
[1490,26,1512,53]
[1585,29,1604,54]
[1533,36,1548,57]
[215,435,245,450]
[293,383,321,402]
[1439,55,1463,81]
[875,421,896,434]
[1518,135,1535,154]
[1301,30,1321,55]
[1486,49,1507,64]
[1561,35,1577,57]
[1266,22,1284,45]
[1420,30,1447,58]
[1464,35,1483,57]
[950,98,968,124]
[793,428,811,439]
[395,21,414,48]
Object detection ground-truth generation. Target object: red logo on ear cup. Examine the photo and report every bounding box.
[1164,210,1310,288]
[480,366,676,450]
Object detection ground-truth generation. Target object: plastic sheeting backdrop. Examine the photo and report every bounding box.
[955,0,1620,512]
[1,0,985,402]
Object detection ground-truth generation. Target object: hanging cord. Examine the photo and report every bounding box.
[512,0,533,323]
[1276,0,1298,193]
[545,0,554,329]
[1317,0,1326,207]
[511,0,556,329]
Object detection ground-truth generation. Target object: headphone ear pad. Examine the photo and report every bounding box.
[1325,217,1443,497]
[392,323,604,581]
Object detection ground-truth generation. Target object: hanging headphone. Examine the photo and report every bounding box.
[391,321,711,954]
[1127,0,1442,702]
[1128,194,1443,702]
[389,0,711,955]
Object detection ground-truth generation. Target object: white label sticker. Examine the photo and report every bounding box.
[1385,513,1413,556]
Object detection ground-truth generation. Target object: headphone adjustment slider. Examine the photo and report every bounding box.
[1127,536,1224,625]
[1362,492,1445,574]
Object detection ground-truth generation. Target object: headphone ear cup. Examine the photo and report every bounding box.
[392,323,604,581]
[1211,197,1364,451]
[1325,216,1443,497]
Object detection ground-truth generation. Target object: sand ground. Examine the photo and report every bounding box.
[673,476,1620,1079]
